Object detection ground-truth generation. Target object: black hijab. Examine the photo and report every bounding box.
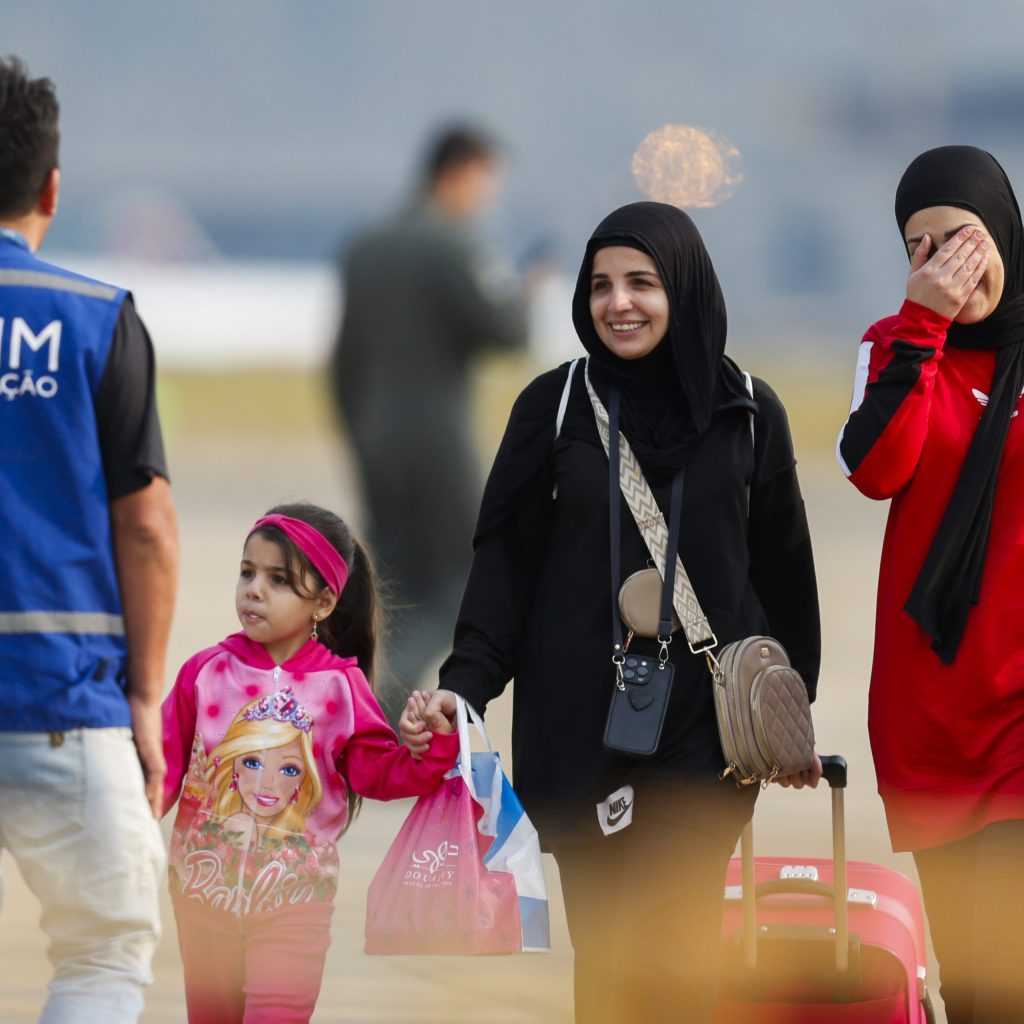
[571,202,752,478]
[896,146,1024,663]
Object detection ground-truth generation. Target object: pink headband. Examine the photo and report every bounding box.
[251,514,349,595]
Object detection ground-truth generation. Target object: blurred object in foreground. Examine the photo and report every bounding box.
[632,124,743,209]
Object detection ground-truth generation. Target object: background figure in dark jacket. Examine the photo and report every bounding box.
[329,125,527,717]
[402,202,821,1023]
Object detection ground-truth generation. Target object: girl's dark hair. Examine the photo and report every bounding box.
[250,502,382,684]
[250,502,384,830]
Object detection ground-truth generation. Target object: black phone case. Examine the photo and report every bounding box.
[603,653,674,757]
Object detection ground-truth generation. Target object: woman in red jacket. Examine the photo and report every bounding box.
[838,146,1024,1023]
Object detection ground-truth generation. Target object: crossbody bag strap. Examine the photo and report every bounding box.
[608,386,683,678]
[608,386,625,669]
[584,359,718,654]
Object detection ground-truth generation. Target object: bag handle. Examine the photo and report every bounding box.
[454,696,505,837]
[454,695,493,802]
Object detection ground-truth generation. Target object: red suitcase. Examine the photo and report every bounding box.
[716,757,936,1023]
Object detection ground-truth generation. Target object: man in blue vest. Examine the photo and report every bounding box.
[0,58,178,1023]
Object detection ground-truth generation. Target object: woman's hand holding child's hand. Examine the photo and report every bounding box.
[399,689,457,760]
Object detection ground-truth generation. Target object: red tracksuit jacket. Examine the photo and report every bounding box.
[839,299,1024,851]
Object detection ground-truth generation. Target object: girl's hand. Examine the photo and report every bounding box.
[906,226,989,319]
[774,753,823,790]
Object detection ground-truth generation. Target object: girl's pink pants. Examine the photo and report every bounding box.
[171,888,333,1024]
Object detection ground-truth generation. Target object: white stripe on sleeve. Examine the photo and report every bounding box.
[836,340,874,478]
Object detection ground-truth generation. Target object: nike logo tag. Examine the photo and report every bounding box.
[597,784,635,836]
[607,800,633,827]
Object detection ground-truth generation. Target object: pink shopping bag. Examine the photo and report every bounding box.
[364,772,522,954]
[365,700,527,955]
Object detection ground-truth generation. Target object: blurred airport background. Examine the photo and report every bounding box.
[9,2,1024,370]
[5,2,1024,1020]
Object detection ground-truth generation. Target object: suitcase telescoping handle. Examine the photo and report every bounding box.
[740,754,849,974]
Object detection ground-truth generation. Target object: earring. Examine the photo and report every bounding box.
[290,789,299,804]
[229,771,238,792]
[311,614,319,642]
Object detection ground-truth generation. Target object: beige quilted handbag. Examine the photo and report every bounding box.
[708,636,815,785]
[584,361,815,786]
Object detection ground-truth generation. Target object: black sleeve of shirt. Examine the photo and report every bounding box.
[95,296,169,500]
[747,378,822,702]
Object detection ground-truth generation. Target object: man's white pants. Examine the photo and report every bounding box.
[0,728,165,1023]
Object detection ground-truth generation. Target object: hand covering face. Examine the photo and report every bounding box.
[896,146,1024,663]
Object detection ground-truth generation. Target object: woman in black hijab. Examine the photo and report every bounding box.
[838,147,1024,1022]
[403,202,821,1021]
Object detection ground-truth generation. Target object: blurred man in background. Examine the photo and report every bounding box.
[330,124,527,717]
[0,57,177,1023]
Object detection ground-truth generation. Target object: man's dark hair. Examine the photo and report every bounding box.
[421,124,496,187]
[0,57,59,219]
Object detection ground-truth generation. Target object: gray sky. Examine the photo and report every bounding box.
[7,1,1024,339]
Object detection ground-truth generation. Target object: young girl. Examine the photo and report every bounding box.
[161,502,458,1024]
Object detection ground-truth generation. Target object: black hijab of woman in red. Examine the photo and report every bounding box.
[896,146,1024,663]
[571,201,753,479]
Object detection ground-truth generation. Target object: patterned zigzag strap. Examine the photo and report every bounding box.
[583,360,717,652]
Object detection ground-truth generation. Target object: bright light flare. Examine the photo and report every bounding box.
[631,124,743,209]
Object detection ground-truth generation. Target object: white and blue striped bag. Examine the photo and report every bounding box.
[454,697,551,952]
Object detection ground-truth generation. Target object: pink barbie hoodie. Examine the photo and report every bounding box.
[162,633,458,916]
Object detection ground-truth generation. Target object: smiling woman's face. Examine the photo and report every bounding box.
[589,246,669,359]
[904,205,1005,324]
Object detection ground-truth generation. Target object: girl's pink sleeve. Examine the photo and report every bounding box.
[335,668,460,800]
[160,650,210,816]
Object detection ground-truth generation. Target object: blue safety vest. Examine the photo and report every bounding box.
[0,231,132,730]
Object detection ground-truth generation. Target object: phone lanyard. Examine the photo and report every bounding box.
[607,385,685,687]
